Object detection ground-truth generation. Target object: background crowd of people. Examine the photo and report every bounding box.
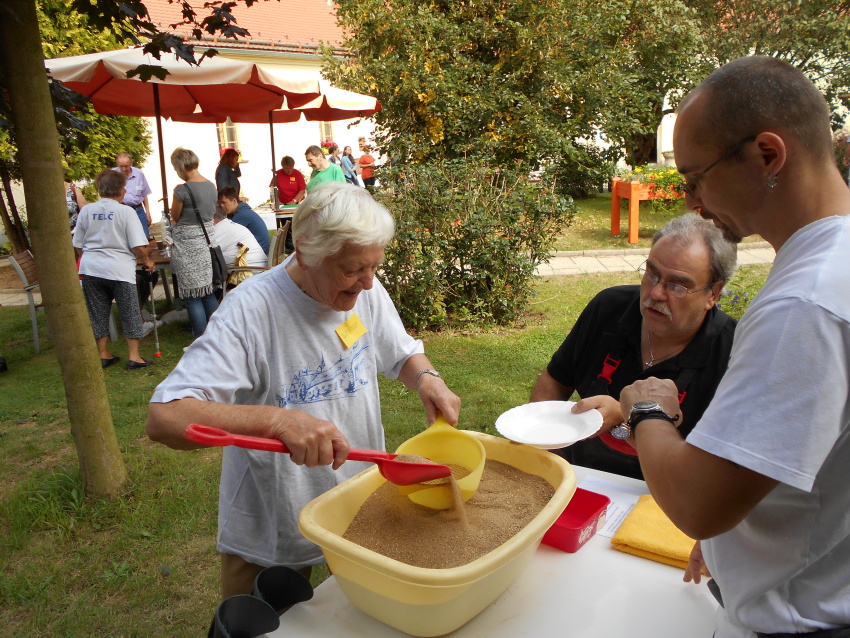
[67,139,382,367]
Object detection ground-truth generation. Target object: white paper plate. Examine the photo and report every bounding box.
[495,401,603,449]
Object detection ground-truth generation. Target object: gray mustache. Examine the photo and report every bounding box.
[643,299,672,318]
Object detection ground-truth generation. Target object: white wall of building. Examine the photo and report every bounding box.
[657,112,678,166]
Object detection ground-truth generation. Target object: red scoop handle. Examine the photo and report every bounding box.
[185,423,396,463]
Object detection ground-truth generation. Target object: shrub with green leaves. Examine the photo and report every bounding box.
[376,160,575,330]
[547,142,617,200]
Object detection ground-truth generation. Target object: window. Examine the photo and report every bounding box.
[319,121,334,145]
[216,118,240,152]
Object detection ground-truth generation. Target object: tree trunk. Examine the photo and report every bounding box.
[0,165,31,254]
[626,131,659,167]
[0,0,128,498]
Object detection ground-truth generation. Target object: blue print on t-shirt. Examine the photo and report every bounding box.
[276,338,370,407]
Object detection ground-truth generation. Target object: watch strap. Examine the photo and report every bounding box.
[628,410,677,435]
[416,368,441,383]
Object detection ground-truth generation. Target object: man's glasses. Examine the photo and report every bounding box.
[675,135,756,198]
[638,262,713,299]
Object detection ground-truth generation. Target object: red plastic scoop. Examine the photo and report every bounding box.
[184,424,453,486]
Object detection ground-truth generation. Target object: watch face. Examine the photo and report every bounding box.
[633,400,660,411]
[610,424,631,440]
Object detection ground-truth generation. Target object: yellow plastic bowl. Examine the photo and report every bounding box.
[298,432,577,637]
[393,417,486,509]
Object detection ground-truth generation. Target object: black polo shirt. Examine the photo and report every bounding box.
[547,285,736,479]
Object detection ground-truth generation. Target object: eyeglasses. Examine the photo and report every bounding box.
[675,135,756,198]
[638,262,713,299]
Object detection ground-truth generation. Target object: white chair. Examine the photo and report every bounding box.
[9,250,118,353]
[8,251,46,353]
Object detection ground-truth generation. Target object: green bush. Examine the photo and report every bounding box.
[547,143,617,200]
[376,159,576,330]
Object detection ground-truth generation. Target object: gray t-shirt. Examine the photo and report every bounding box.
[174,180,217,226]
[150,261,424,567]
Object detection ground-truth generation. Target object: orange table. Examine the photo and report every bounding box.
[610,177,682,245]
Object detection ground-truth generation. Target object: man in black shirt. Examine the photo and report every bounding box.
[530,213,737,479]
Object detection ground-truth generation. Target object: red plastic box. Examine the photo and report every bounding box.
[541,487,611,553]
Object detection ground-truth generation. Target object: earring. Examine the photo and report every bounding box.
[767,172,779,189]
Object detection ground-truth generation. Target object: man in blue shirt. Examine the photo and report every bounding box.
[218,186,270,255]
[114,152,152,240]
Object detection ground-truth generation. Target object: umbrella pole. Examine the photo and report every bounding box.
[153,84,170,221]
[269,111,278,208]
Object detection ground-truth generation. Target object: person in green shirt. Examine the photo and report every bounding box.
[305,145,346,191]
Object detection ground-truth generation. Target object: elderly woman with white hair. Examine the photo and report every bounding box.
[146,182,461,599]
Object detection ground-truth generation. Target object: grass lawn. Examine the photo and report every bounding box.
[0,262,772,636]
[556,193,764,251]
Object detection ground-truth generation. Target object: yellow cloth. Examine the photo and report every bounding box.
[227,244,254,287]
[611,494,695,569]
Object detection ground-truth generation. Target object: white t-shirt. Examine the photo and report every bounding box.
[687,215,850,637]
[213,218,267,267]
[150,261,424,567]
[72,198,148,284]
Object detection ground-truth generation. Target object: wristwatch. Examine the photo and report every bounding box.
[416,368,442,383]
[610,400,679,440]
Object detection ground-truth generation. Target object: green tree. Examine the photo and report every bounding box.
[325,0,850,168]
[596,0,708,166]
[322,0,709,168]
[0,0,151,254]
[0,0,261,498]
[688,0,850,126]
[323,0,609,167]
[40,0,152,180]
[1,0,130,498]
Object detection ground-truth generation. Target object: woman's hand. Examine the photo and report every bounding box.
[264,410,350,470]
[417,374,462,426]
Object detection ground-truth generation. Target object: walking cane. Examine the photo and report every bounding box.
[148,270,161,358]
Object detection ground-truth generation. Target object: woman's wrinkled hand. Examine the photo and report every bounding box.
[417,375,462,426]
[265,411,350,470]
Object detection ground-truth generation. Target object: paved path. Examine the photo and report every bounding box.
[0,242,775,308]
[535,241,775,277]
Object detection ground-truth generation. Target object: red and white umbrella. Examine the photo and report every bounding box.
[170,86,382,192]
[172,86,381,124]
[44,47,322,213]
[45,46,321,115]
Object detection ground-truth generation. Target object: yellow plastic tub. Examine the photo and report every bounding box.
[298,432,577,637]
[394,419,486,509]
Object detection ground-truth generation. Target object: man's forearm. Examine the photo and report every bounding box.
[633,420,778,539]
[530,370,573,402]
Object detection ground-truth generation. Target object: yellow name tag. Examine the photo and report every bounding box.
[336,313,367,348]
